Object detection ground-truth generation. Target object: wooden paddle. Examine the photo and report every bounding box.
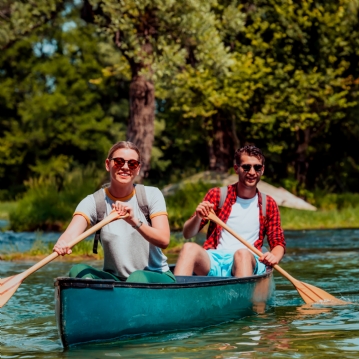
[207,211,348,305]
[0,210,127,308]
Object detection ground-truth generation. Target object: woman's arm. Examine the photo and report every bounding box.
[135,214,170,249]
[53,215,88,255]
[112,201,170,249]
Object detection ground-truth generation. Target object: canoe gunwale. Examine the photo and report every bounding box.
[55,268,275,347]
[54,267,273,290]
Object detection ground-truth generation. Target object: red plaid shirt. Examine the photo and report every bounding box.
[199,184,285,252]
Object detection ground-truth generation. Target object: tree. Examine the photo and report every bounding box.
[81,0,233,178]
[0,3,129,197]
[237,0,359,187]
[159,0,359,190]
[0,0,65,50]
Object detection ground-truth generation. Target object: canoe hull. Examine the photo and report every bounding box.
[55,269,275,347]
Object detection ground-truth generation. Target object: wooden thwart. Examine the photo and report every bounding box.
[0,211,127,308]
[207,211,348,305]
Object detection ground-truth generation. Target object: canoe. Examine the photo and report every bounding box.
[55,267,275,347]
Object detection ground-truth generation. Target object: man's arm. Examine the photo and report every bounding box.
[183,201,214,239]
[262,196,286,266]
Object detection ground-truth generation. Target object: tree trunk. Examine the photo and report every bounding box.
[80,2,157,180]
[208,112,239,173]
[294,128,311,186]
[127,75,155,179]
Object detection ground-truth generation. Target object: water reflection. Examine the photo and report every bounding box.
[1,230,359,358]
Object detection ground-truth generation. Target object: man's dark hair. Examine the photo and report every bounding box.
[234,145,265,165]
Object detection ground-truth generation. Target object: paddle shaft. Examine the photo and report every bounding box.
[207,212,299,285]
[19,211,126,281]
[0,211,127,308]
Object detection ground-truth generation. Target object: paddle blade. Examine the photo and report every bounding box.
[294,280,347,305]
[0,274,23,308]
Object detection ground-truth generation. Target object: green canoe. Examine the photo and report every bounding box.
[55,267,275,347]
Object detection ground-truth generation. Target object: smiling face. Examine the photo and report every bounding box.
[234,154,264,190]
[105,148,141,186]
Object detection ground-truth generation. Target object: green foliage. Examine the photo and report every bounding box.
[313,192,359,211]
[280,205,359,230]
[0,2,127,196]
[2,238,104,260]
[0,0,65,50]
[9,166,103,231]
[166,182,220,231]
[1,0,359,195]
[0,201,17,220]
[166,233,187,250]
[155,0,359,189]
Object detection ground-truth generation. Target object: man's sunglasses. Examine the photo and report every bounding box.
[240,164,263,172]
[109,157,141,170]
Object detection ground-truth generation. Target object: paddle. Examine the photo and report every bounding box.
[207,211,348,305]
[0,210,127,308]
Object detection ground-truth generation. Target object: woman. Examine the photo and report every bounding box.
[53,141,175,283]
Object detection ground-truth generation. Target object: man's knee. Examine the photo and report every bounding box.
[234,249,254,262]
[180,242,202,256]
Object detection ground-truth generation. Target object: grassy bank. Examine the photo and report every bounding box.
[0,238,104,261]
[0,234,187,261]
[280,206,359,230]
[7,167,102,231]
[2,179,359,233]
[0,202,17,220]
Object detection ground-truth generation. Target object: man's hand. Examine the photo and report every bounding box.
[259,252,280,266]
[195,201,214,219]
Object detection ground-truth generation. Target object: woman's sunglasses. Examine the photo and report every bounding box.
[240,164,263,172]
[109,157,141,170]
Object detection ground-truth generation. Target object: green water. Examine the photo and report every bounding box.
[1,229,359,358]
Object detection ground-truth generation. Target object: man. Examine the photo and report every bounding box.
[174,145,285,278]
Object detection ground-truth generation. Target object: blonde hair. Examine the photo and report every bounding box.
[107,141,141,161]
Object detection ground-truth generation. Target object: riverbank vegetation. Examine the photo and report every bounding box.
[0,234,187,261]
[1,1,359,239]
[2,183,358,261]
[2,180,359,233]
[8,167,102,232]
[0,202,16,220]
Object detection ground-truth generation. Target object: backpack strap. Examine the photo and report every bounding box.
[262,192,267,219]
[93,188,106,254]
[218,186,228,210]
[135,184,151,226]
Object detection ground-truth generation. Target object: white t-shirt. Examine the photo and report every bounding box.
[217,194,260,253]
[74,186,169,280]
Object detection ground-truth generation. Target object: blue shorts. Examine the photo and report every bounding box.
[206,250,266,277]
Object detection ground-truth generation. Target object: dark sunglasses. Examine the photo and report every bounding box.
[109,157,141,170]
[240,164,263,172]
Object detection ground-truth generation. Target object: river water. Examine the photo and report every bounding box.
[1,229,359,358]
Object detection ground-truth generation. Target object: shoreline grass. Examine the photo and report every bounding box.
[0,202,17,220]
[0,234,186,261]
[1,181,359,261]
[280,206,359,230]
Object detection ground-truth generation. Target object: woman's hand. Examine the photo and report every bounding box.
[53,239,72,256]
[195,201,214,219]
[112,201,136,226]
